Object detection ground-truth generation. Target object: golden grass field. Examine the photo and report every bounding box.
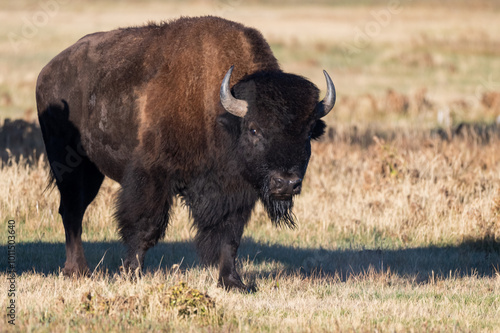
[1,0,500,332]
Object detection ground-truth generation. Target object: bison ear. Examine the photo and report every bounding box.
[217,112,241,136]
[311,119,326,140]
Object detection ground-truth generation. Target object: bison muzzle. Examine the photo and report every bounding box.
[36,16,336,290]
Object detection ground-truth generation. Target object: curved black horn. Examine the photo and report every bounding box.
[220,66,248,118]
[315,70,336,118]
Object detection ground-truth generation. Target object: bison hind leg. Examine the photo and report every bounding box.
[58,155,104,277]
[38,102,105,276]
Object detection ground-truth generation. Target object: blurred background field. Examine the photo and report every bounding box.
[1,1,500,332]
[1,0,500,126]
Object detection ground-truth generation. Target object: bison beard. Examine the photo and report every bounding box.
[260,178,297,229]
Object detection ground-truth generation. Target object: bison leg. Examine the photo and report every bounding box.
[116,168,172,274]
[57,160,104,276]
[119,211,171,274]
[39,103,104,277]
[195,214,248,290]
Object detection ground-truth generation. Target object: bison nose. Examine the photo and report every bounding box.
[270,176,302,197]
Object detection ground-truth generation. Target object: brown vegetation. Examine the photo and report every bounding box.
[1,124,499,331]
[2,0,500,331]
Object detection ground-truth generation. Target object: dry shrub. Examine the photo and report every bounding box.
[481,92,500,118]
[0,92,12,106]
[372,135,407,180]
[79,281,215,320]
[384,89,409,115]
[398,51,436,69]
[413,87,434,113]
[493,190,500,217]
[336,88,500,124]
[482,92,500,109]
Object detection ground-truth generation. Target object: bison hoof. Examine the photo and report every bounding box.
[245,284,258,293]
[120,260,143,280]
[218,273,249,291]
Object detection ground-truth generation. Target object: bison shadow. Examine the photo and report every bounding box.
[2,237,499,283]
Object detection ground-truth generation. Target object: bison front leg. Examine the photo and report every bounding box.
[195,214,249,291]
[118,205,171,274]
[116,167,172,274]
[218,238,246,290]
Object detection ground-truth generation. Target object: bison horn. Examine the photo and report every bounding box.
[315,70,336,118]
[220,66,249,118]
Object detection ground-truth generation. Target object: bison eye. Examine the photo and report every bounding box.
[249,128,257,136]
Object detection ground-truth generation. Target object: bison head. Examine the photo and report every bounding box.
[219,66,335,227]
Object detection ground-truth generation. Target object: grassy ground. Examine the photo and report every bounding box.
[1,0,500,332]
[1,129,500,332]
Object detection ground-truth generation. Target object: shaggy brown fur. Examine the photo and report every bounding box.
[36,16,332,290]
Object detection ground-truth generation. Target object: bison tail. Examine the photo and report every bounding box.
[38,100,71,194]
[43,167,57,193]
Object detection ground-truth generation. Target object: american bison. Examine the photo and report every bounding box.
[36,16,335,290]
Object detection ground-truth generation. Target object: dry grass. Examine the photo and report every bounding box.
[1,268,499,332]
[2,1,500,331]
[1,128,500,332]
